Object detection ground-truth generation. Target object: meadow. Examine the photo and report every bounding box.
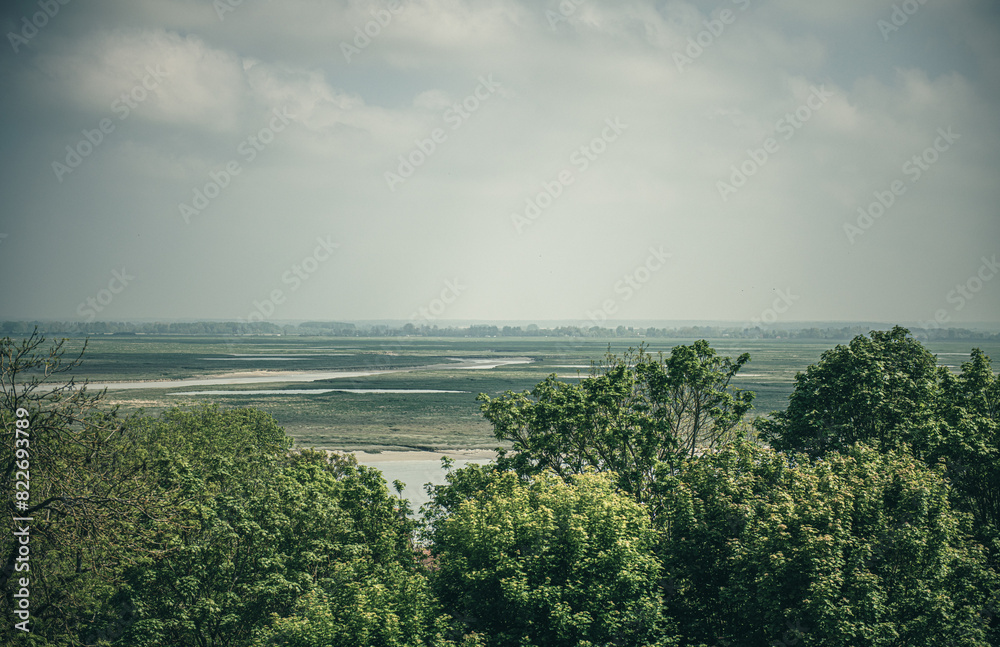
[52,334,1000,452]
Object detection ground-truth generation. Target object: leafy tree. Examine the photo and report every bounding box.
[477,342,753,516]
[253,451,448,647]
[656,441,997,646]
[757,326,939,457]
[114,406,300,646]
[427,469,676,647]
[0,332,175,645]
[116,411,440,647]
[933,349,1000,552]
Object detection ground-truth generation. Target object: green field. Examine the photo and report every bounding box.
[40,334,1000,452]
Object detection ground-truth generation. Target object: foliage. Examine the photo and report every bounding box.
[427,468,676,647]
[0,332,175,645]
[477,342,753,516]
[933,349,1000,557]
[113,406,303,646]
[657,441,997,646]
[251,451,448,647]
[757,326,939,457]
[4,331,999,646]
[117,414,439,647]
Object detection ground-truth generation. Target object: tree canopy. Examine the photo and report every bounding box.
[3,330,998,646]
[427,469,676,647]
[477,341,753,517]
[756,326,939,457]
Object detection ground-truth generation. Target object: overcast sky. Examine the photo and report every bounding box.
[1,0,998,327]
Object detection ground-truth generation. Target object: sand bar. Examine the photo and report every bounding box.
[351,449,498,463]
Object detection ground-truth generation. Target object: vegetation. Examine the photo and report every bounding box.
[427,470,674,646]
[10,333,996,451]
[477,342,753,518]
[2,328,999,645]
[657,442,995,645]
[756,326,940,457]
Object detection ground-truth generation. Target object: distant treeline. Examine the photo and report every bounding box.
[2,320,998,341]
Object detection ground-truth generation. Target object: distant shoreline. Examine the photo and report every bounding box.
[352,449,497,463]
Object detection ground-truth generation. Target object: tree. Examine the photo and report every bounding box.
[114,411,443,647]
[757,326,939,457]
[1,332,174,644]
[115,411,425,647]
[427,469,676,647]
[251,450,449,647]
[477,342,753,517]
[933,349,1000,549]
[656,441,998,646]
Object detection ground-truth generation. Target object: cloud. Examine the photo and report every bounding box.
[0,0,997,324]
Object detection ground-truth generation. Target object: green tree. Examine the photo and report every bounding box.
[428,469,675,647]
[933,349,1000,551]
[1,332,175,645]
[757,326,939,457]
[477,342,753,517]
[656,441,997,646]
[116,409,440,647]
[113,406,298,646]
[252,451,447,647]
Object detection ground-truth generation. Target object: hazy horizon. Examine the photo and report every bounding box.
[6,317,1000,334]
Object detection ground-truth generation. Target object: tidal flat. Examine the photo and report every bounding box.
[49,334,1000,453]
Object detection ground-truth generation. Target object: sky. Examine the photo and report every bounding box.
[0,0,998,329]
